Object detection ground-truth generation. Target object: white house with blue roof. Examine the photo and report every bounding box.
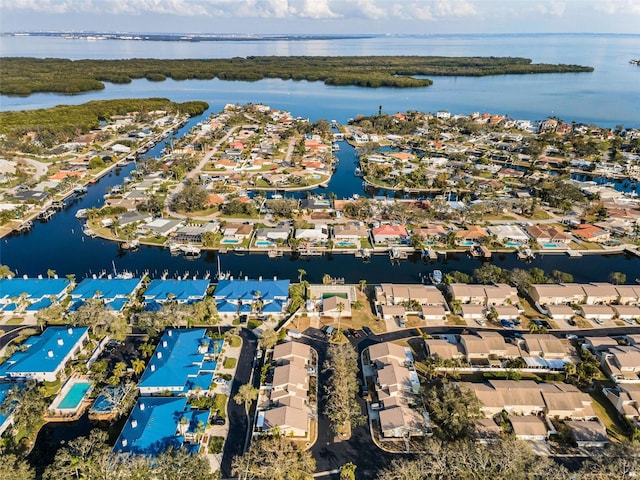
[213,278,290,319]
[0,278,71,314]
[0,327,89,382]
[114,396,209,456]
[137,329,220,395]
[70,277,143,312]
[143,279,210,310]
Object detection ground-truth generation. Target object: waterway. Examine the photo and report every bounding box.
[2,33,640,281]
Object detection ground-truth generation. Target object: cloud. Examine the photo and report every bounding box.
[594,0,640,15]
[536,1,566,17]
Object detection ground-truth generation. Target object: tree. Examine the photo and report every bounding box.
[258,327,278,350]
[0,264,15,278]
[231,435,315,480]
[422,381,482,441]
[358,279,367,292]
[297,269,306,283]
[1,381,48,436]
[340,462,357,480]
[0,453,35,480]
[609,271,627,285]
[234,383,259,413]
[323,343,363,435]
[46,268,56,279]
[131,358,146,377]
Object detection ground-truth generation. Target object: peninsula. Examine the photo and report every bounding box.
[0,56,594,96]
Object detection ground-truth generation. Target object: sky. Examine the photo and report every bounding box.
[1,0,639,35]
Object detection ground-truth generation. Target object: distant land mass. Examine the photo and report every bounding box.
[0,56,594,96]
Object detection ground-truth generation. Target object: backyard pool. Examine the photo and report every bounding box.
[255,240,273,247]
[458,240,475,247]
[49,378,92,414]
[505,241,522,247]
[542,243,560,248]
[336,241,356,248]
[221,238,240,245]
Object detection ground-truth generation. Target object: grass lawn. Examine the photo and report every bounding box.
[590,386,631,442]
[228,335,242,348]
[208,436,225,454]
[5,317,25,325]
[212,394,228,418]
[223,357,237,369]
[531,208,553,220]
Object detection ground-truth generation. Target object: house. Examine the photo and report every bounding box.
[213,278,289,318]
[371,224,408,244]
[583,336,620,352]
[174,223,219,244]
[222,222,253,239]
[0,327,89,382]
[0,277,71,312]
[114,396,209,455]
[573,224,610,243]
[541,384,596,419]
[484,284,518,306]
[455,225,489,241]
[528,284,586,305]
[615,285,640,305]
[525,225,571,244]
[379,400,428,438]
[143,279,209,308]
[380,304,406,321]
[602,346,640,382]
[509,415,548,441]
[460,331,507,361]
[475,418,501,444]
[461,380,547,417]
[333,223,369,243]
[369,342,410,368]
[262,405,308,437]
[565,421,609,448]
[603,384,640,422]
[487,225,530,244]
[254,225,291,243]
[580,304,615,322]
[492,304,520,320]
[522,334,567,359]
[421,305,447,321]
[448,284,487,305]
[137,329,220,395]
[460,304,485,321]
[376,284,446,306]
[613,305,640,322]
[139,218,183,237]
[582,283,619,305]
[424,339,465,360]
[377,363,415,397]
[295,225,329,242]
[547,304,575,321]
[322,295,351,318]
[69,277,143,312]
[271,363,309,401]
[272,342,313,367]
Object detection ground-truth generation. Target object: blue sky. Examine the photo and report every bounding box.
[1,0,639,34]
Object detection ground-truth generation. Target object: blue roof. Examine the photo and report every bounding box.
[0,278,69,301]
[0,384,15,429]
[214,279,290,302]
[114,396,209,456]
[216,301,237,313]
[138,329,212,392]
[71,278,142,300]
[143,279,210,303]
[25,297,52,311]
[262,300,286,313]
[0,327,89,379]
[106,297,129,312]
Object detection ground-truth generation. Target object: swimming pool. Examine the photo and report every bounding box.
[59,382,91,409]
[336,241,356,247]
[458,240,475,247]
[221,238,240,245]
[255,240,273,247]
[505,241,521,247]
[542,243,560,248]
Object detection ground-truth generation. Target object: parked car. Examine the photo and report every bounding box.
[567,318,577,326]
[343,329,352,338]
[212,416,226,426]
[501,319,514,329]
[362,326,374,336]
[348,328,361,338]
[213,377,227,385]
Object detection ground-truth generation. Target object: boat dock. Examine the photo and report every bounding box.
[469,245,492,259]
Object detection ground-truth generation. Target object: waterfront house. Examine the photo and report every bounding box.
[0,277,71,313]
[487,225,530,244]
[332,223,369,243]
[448,284,487,305]
[525,225,571,245]
[138,218,183,237]
[322,295,351,318]
[294,224,329,242]
[114,396,209,455]
[116,211,153,227]
[421,305,447,322]
[455,225,489,242]
[254,224,291,243]
[221,222,253,240]
[0,327,89,382]
[460,304,485,321]
[573,224,610,243]
[174,222,219,244]
[69,277,143,312]
[375,284,446,307]
[137,329,219,395]
[484,284,519,306]
[615,285,640,305]
[371,224,408,245]
[213,278,290,319]
[299,197,333,212]
[143,279,209,308]
[582,283,619,305]
[613,305,640,322]
[528,284,586,305]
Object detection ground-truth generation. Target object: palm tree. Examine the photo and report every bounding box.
[297,269,306,284]
[336,302,345,336]
[234,383,259,413]
[358,279,367,293]
[131,358,146,378]
[139,342,155,359]
[47,268,56,279]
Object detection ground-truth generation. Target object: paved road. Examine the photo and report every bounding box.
[220,327,259,478]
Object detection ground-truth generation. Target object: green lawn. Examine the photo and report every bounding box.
[228,335,242,348]
[5,317,24,325]
[212,394,228,419]
[223,357,237,369]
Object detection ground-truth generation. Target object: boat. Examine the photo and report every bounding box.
[180,244,201,257]
[354,167,363,177]
[332,143,340,152]
[630,59,640,65]
[37,209,55,221]
[82,224,96,238]
[75,208,88,219]
[73,186,88,194]
[389,247,400,260]
[121,239,140,250]
[168,243,182,255]
[429,269,443,285]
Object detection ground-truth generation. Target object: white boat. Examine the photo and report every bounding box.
[430,269,443,284]
[169,243,182,255]
[332,143,340,152]
[75,208,88,219]
[180,244,201,256]
[121,239,140,250]
[82,224,96,238]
